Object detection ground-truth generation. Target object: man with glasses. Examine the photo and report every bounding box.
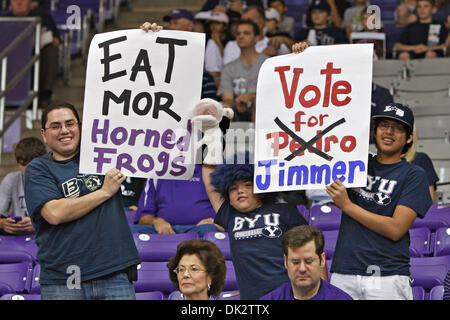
[325,103,432,300]
[24,102,141,300]
[260,225,352,300]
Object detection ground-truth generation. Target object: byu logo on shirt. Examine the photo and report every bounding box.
[233,213,281,240]
[62,178,80,198]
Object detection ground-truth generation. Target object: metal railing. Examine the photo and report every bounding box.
[0,17,41,162]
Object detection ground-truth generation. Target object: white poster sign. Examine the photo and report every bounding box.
[254,44,373,193]
[80,29,205,179]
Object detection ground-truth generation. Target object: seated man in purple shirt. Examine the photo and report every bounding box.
[129,164,223,237]
[260,225,352,300]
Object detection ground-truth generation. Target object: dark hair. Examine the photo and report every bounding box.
[41,101,81,130]
[14,137,47,165]
[282,225,325,259]
[417,0,435,5]
[242,5,266,22]
[269,0,286,6]
[167,240,226,298]
[373,118,413,154]
[237,19,260,36]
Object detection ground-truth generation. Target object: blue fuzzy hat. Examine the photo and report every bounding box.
[210,153,254,201]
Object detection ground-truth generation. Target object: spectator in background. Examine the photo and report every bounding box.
[342,0,367,40]
[395,0,418,27]
[120,177,146,211]
[201,0,264,13]
[265,7,295,49]
[394,0,449,59]
[268,0,295,38]
[219,19,268,121]
[260,225,352,300]
[306,0,350,28]
[167,240,226,300]
[5,0,60,108]
[201,11,231,87]
[433,0,450,24]
[0,137,46,235]
[403,125,439,202]
[222,5,291,65]
[130,165,224,237]
[298,0,348,45]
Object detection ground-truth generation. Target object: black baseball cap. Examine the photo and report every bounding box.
[372,103,414,131]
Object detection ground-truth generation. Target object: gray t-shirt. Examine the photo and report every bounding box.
[0,170,27,217]
[279,16,295,38]
[218,53,268,98]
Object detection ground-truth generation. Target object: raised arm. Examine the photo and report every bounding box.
[202,164,225,213]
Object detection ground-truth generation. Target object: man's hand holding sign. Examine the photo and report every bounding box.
[254,43,374,193]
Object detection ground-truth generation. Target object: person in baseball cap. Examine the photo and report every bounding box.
[309,0,331,13]
[163,9,195,31]
[325,101,432,300]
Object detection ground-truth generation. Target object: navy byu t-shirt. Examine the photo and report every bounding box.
[24,153,141,284]
[214,202,307,300]
[331,154,432,276]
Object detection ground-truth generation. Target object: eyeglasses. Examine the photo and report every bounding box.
[45,120,78,131]
[173,265,206,276]
[378,122,405,134]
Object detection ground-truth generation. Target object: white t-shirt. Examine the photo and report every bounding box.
[205,38,223,73]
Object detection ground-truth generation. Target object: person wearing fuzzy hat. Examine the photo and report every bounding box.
[191,97,314,300]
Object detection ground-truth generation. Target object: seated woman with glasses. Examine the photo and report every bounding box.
[167,239,226,300]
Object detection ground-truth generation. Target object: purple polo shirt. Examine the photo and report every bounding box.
[260,280,353,300]
[134,165,216,225]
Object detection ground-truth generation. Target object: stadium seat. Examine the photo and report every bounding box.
[433,227,450,257]
[322,229,339,259]
[412,286,425,300]
[309,205,341,231]
[372,57,406,78]
[132,232,198,262]
[412,204,450,231]
[223,260,238,292]
[0,293,41,300]
[124,209,137,225]
[409,227,431,257]
[0,235,38,264]
[326,259,332,282]
[429,285,444,300]
[202,231,231,260]
[0,262,32,293]
[135,291,165,300]
[410,255,450,290]
[0,282,14,296]
[408,58,450,77]
[134,262,174,294]
[29,263,40,294]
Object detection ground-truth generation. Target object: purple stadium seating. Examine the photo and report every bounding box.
[134,262,174,294]
[202,231,231,260]
[309,205,342,231]
[0,19,33,106]
[429,285,444,300]
[0,262,31,293]
[412,203,450,231]
[410,255,450,290]
[0,282,14,296]
[412,286,425,300]
[326,259,332,282]
[409,227,431,257]
[0,293,41,300]
[2,114,21,153]
[124,209,136,225]
[322,229,339,260]
[433,227,450,257]
[0,235,38,263]
[29,263,40,294]
[223,260,238,291]
[135,291,165,300]
[132,232,198,262]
